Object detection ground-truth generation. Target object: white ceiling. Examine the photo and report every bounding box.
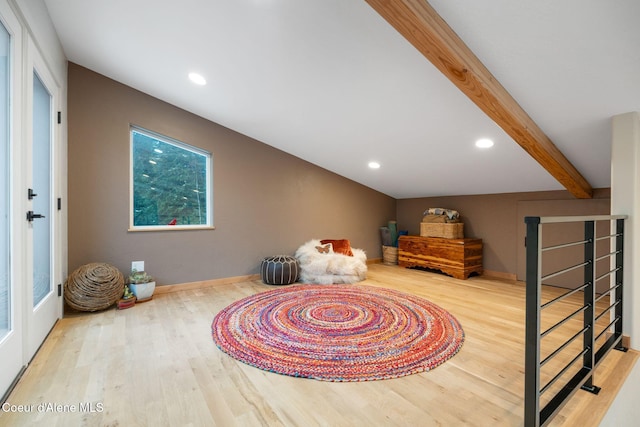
[43,0,640,198]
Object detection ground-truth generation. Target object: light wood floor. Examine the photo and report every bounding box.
[1,264,637,426]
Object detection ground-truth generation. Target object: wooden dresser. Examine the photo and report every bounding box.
[398,236,483,280]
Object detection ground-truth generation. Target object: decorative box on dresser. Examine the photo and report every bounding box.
[398,235,483,280]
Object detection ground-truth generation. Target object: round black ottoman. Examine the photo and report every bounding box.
[261,255,299,285]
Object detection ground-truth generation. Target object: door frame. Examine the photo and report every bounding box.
[0,0,67,400]
[0,0,24,399]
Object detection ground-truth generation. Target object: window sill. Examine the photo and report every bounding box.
[128,225,216,232]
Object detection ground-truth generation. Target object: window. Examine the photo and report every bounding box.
[32,71,52,307]
[130,126,212,230]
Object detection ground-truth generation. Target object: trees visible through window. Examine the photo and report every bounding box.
[130,127,212,230]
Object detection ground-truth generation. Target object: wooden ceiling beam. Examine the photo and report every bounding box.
[365,0,593,199]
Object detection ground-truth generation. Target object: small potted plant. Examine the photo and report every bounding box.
[128,269,156,302]
[117,284,136,309]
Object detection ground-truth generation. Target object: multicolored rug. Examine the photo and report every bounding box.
[211,284,464,381]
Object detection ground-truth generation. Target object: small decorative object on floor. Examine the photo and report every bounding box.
[64,263,125,312]
[117,298,135,310]
[382,245,398,265]
[128,270,156,302]
[379,220,406,265]
[260,255,299,285]
[117,285,136,309]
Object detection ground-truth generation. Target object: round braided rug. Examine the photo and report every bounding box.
[212,284,464,381]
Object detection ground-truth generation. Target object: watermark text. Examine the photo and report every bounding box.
[1,401,103,413]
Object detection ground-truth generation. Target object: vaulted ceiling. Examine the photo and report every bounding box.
[44,0,640,198]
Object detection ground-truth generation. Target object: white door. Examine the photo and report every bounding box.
[0,2,23,397]
[25,40,61,360]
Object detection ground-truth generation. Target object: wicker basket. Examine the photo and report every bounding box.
[64,263,124,311]
[382,245,398,265]
[420,222,464,239]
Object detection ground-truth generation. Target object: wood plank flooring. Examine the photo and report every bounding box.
[1,264,636,426]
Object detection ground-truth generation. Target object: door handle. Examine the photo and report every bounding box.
[26,211,46,222]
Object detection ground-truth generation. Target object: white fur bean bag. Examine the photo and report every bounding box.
[294,239,367,284]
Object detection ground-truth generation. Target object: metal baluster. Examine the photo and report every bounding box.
[580,221,600,394]
[524,216,541,427]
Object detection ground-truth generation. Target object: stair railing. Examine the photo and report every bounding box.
[524,215,627,427]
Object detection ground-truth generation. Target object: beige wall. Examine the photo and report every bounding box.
[397,189,611,278]
[67,64,396,285]
[68,62,615,286]
[611,111,640,347]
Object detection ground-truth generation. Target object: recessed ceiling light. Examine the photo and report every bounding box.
[475,138,494,148]
[368,161,381,169]
[188,72,207,86]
